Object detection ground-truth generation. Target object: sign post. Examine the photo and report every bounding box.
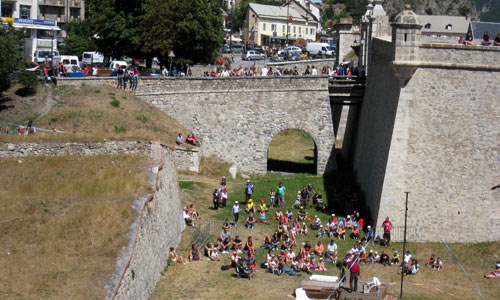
[168,50,175,76]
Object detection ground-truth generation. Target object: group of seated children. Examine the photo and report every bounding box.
[427,254,443,270]
[484,261,500,279]
[176,132,201,146]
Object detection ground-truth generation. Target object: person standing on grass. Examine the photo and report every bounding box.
[382,216,392,246]
[300,186,309,208]
[276,182,286,208]
[232,201,241,226]
[212,188,220,210]
[348,259,360,292]
[244,180,253,204]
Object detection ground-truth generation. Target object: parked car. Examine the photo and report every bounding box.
[140,68,162,77]
[241,50,265,61]
[277,46,302,56]
[229,44,244,53]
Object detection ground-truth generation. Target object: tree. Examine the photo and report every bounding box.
[0,25,25,94]
[138,0,224,64]
[59,20,96,59]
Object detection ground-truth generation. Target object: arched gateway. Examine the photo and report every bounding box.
[136,76,336,174]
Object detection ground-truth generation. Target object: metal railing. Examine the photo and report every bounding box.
[189,219,239,246]
[375,226,421,243]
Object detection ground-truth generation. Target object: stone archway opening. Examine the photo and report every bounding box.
[267,129,317,174]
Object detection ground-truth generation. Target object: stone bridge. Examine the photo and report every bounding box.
[134,76,336,174]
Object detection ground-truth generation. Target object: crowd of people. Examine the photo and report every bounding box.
[204,62,365,79]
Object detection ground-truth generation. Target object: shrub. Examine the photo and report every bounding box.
[15,70,39,96]
[136,114,149,123]
[114,125,126,133]
[109,99,120,107]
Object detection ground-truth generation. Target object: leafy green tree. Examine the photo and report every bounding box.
[0,25,25,94]
[59,20,96,59]
[138,0,224,64]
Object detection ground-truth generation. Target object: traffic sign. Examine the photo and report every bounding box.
[168,50,175,58]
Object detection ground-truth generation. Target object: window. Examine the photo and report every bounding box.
[2,3,13,17]
[287,26,290,33]
[305,28,308,35]
[20,5,31,19]
[424,23,431,29]
[310,29,314,36]
[37,30,54,39]
[70,8,81,18]
[293,26,296,33]
[445,24,452,30]
[299,27,301,34]
[282,25,285,32]
[271,24,276,31]
[263,23,266,31]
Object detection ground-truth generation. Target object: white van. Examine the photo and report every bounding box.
[34,49,59,64]
[82,51,104,65]
[306,42,335,58]
[51,55,80,70]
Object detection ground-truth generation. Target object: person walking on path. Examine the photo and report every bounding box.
[348,260,360,292]
[244,180,253,204]
[276,182,286,208]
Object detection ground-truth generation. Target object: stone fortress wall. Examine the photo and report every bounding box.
[134,76,336,174]
[107,150,184,300]
[353,7,500,242]
[59,76,336,175]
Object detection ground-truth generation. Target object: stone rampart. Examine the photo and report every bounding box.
[267,58,336,71]
[106,150,184,300]
[135,76,336,174]
[0,140,199,173]
[355,41,500,242]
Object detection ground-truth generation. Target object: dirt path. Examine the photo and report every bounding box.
[37,84,58,119]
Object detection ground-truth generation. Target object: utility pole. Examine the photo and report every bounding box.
[286,1,289,46]
[400,191,410,299]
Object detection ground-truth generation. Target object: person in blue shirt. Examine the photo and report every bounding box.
[244,180,254,203]
[362,225,374,243]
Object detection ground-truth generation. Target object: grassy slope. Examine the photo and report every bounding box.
[267,129,315,165]
[0,84,187,146]
[0,155,151,300]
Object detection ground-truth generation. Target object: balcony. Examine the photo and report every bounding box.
[38,14,61,22]
[70,0,82,8]
[39,0,64,7]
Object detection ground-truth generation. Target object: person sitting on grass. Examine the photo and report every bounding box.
[311,215,322,230]
[231,235,243,252]
[183,207,194,227]
[220,237,231,254]
[205,242,220,261]
[366,249,374,264]
[279,256,302,276]
[275,208,283,220]
[258,199,268,213]
[246,213,255,229]
[298,206,308,221]
[281,235,295,251]
[411,259,420,274]
[391,250,400,265]
[300,222,308,235]
[337,225,346,240]
[427,254,436,267]
[188,204,200,220]
[271,232,281,250]
[231,251,241,268]
[245,199,256,214]
[262,234,272,249]
[244,236,255,253]
[317,257,328,272]
[189,244,201,261]
[256,209,269,224]
[361,225,373,242]
[169,247,187,264]
[246,249,259,270]
[380,251,390,266]
[484,262,500,278]
[345,215,353,230]
[351,225,360,241]
[176,133,185,145]
[294,191,302,208]
[433,257,443,270]
[186,132,201,146]
[317,225,326,238]
[314,240,325,257]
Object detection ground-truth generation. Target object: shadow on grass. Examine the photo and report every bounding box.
[0,96,15,112]
[267,159,315,174]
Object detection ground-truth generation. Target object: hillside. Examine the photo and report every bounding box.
[0,83,188,145]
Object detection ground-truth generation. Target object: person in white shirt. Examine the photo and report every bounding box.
[311,65,318,75]
[261,66,269,76]
[232,201,241,225]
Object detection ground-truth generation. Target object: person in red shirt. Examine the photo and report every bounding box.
[382,216,393,246]
[349,260,360,292]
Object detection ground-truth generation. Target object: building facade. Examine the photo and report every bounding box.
[244,2,318,47]
[1,0,84,63]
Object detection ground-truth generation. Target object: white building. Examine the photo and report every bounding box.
[244,2,318,46]
[1,0,85,63]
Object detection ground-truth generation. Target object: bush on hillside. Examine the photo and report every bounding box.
[15,70,39,96]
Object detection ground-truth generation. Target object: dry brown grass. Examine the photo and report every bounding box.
[0,154,152,300]
[0,84,186,146]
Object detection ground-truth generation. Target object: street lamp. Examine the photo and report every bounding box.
[400,191,410,299]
